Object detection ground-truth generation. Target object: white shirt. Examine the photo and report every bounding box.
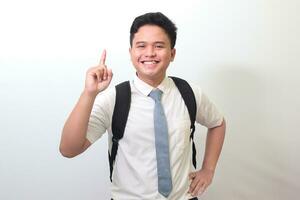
[87,76,223,200]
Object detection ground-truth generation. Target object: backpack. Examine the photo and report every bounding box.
[109,76,197,181]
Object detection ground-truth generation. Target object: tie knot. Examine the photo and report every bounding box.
[149,89,162,102]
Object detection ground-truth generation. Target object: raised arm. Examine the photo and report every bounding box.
[59,50,113,158]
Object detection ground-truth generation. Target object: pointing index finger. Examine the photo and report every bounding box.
[99,49,106,65]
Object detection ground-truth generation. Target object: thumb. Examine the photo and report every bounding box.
[107,68,113,78]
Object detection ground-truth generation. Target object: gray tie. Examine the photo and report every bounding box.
[149,89,172,197]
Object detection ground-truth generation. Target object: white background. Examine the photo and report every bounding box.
[0,0,299,199]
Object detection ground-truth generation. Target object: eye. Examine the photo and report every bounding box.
[136,44,145,48]
[155,44,164,49]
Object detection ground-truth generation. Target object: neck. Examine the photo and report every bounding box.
[137,74,165,88]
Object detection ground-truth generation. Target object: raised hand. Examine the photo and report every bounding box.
[84,50,113,96]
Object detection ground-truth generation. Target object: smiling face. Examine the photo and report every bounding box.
[129,25,176,87]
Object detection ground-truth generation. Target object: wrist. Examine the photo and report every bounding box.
[82,89,98,99]
[201,165,216,173]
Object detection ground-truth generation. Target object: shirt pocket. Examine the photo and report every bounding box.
[169,119,191,151]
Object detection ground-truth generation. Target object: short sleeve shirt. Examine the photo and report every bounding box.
[87,76,223,200]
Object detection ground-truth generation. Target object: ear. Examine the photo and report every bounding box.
[129,47,133,59]
[170,48,176,61]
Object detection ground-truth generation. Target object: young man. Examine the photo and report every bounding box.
[60,12,226,200]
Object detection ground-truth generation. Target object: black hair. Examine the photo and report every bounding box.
[130,12,177,49]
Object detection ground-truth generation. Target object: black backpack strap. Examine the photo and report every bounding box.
[170,76,197,168]
[109,81,131,181]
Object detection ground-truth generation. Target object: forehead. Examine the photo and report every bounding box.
[132,25,170,44]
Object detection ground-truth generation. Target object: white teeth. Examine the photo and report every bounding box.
[143,61,157,64]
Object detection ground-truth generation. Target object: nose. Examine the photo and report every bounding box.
[145,46,156,57]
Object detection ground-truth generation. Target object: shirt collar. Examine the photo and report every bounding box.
[133,75,170,96]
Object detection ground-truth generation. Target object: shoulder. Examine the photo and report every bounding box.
[168,76,203,99]
[94,86,116,107]
[94,80,134,106]
[189,82,203,100]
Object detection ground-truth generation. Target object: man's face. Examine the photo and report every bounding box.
[129,25,176,86]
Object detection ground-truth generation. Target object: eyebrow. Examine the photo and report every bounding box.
[134,41,166,45]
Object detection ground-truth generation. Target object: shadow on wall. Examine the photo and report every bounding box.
[199,66,299,200]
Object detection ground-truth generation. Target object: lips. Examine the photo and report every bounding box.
[141,60,159,64]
